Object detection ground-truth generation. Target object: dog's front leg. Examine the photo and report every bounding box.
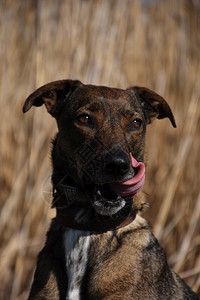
[28,246,67,300]
[28,223,67,300]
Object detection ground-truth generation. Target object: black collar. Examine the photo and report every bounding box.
[55,204,136,233]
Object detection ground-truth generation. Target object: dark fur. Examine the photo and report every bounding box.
[23,80,198,299]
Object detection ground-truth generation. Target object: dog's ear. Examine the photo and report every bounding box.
[128,86,176,128]
[23,80,83,117]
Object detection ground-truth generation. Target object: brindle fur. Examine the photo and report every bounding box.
[23,80,198,299]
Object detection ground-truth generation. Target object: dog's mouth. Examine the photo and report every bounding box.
[91,153,145,216]
[92,184,126,216]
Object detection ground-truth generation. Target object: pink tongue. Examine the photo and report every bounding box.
[109,153,145,199]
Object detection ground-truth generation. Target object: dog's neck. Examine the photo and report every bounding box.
[55,204,136,232]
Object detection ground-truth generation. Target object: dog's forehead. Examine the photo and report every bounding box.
[69,85,140,112]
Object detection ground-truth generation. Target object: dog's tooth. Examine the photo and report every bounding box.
[117,194,123,201]
[97,189,102,196]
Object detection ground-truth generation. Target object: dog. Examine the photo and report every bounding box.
[23,80,198,299]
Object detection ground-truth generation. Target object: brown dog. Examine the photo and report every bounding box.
[23,80,198,299]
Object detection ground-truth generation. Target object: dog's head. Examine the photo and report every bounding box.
[23,80,176,217]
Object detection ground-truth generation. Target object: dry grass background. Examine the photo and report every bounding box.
[0,0,200,299]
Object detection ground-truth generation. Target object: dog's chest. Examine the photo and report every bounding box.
[64,229,90,300]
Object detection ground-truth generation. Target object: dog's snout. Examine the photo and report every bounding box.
[104,151,130,177]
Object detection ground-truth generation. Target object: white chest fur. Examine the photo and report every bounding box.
[64,229,91,300]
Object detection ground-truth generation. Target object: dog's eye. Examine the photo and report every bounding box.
[128,118,143,130]
[76,114,93,127]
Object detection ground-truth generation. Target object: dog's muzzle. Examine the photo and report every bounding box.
[91,153,145,216]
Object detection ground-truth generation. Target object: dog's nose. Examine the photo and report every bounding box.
[104,151,130,177]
